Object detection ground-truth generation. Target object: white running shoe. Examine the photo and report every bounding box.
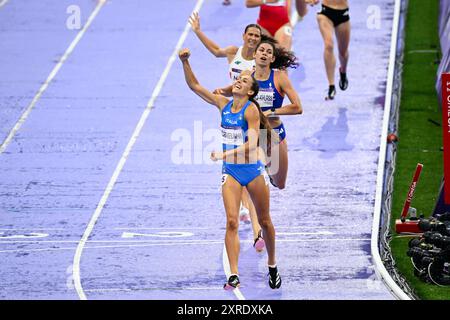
[239,205,251,224]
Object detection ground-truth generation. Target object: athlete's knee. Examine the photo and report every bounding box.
[277,182,286,190]
[226,218,239,232]
[324,40,334,53]
[338,47,349,58]
[258,215,272,229]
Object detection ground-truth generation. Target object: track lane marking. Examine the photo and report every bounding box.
[0,0,106,154]
[72,0,206,300]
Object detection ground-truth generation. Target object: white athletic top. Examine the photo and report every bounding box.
[229,46,256,82]
[265,0,286,7]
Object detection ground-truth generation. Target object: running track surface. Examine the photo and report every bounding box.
[0,0,395,299]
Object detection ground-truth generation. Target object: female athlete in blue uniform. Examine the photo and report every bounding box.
[222,41,303,188]
[189,12,275,250]
[179,48,282,290]
[253,40,302,189]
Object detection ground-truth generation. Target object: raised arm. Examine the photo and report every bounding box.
[246,0,280,8]
[267,71,302,116]
[179,49,229,110]
[189,12,238,61]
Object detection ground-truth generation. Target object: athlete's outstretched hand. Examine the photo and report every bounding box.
[179,48,191,62]
[210,151,223,162]
[189,12,201,33]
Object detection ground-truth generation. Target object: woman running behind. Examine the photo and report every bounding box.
[179,48,282,290]
[189,13,265,82]
[245,0,293,51]
[254,41,302,189]
[306,0,350,100]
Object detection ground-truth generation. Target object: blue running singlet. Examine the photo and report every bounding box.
[253,69,284,112]
[253,70,287,141]
[221,100,265,186]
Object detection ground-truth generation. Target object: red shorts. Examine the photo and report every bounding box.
[257,5,290,37]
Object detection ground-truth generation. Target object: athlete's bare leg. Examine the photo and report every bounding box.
[242,188,261,240]
[246,175,276,266]
[273,23,293,51]
[317,14,336,86]
[258,24,292,52]
[222,175,243,275]
[267,139,288,190]
[295,0,308,18]
[335,20,350,73]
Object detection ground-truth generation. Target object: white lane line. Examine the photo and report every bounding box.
[121,231,194,238]
[0,0,106,154]
[0,232,48,239]
[222,244,245,300]
[0,238,371,254]
[1,241,224,254]
[84,286,223,293]
[0,228,65,231]
[0,246,77,254]
[0,0,9,8]
[0,237,369,244]
[72,0,206,301]
[277,231,334,236]
[114,225,354,230]
[114,227,215,230]
[372,0,411,300]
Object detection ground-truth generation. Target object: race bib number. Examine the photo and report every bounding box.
[230,68,242,82]
[221,174,228,186]
[222,126,244,146]
[231,66,256,82]
[255,88,274,109]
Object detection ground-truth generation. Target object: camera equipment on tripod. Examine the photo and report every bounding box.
[418,218,450,236]
[407,232,450,286]
[423,231,450,249]
[427,250,450,287]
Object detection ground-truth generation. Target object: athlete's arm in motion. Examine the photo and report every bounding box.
[189,12,238,62]
[286,0,292,15]
[245,0,280,8]
[268,71,303,116]
[212,103,261,161]
[179,48,229,110]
